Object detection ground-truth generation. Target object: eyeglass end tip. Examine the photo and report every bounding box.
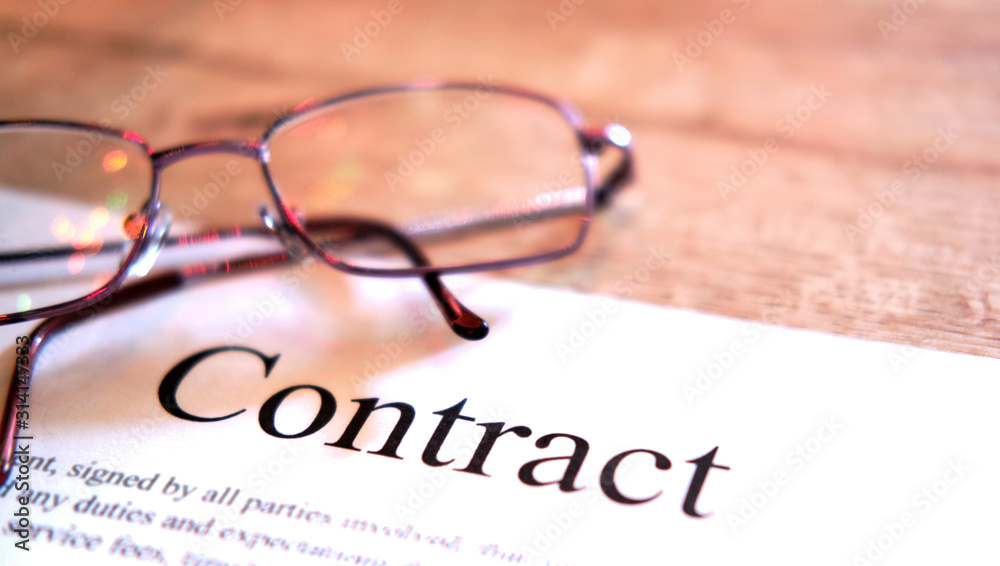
[450,315,489,341]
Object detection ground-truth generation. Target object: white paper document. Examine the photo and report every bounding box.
[0,269,997,565]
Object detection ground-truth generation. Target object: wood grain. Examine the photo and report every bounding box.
[2,0,999,357]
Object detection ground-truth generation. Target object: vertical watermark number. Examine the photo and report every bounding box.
[10,335,33,551]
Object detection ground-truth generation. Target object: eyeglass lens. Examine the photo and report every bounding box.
[0,126,153,315]
[264,88,589,271]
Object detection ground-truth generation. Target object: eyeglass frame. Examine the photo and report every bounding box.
[0,80,633,332]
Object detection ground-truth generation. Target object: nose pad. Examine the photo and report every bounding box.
[259,206,280,233]
[260,206,308,260]
[125,207,172,278]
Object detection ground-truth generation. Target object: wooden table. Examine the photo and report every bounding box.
[2,0,998,357]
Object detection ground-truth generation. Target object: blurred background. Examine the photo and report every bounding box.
[1,0,998,356]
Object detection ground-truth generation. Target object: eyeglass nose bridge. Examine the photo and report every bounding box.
[136,139,274,275]
[151,140,262,169]
[149,139,265,233]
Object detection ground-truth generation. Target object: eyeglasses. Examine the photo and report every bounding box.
[0,80,632,339]
[0,81,632,484]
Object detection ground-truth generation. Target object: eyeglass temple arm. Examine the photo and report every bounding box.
[163,217,488,341]
[0,271,183,486]
[0,217,486,484]
[301,217,487,340]
[586,127,635,211]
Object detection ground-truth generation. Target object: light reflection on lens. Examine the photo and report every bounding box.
[321,158,365,203]
[67,252,85,275]
[103,150,129,172]
[51,215,75,242]
[337,158,364,183]
[88,234,104,253]
[90,206,109,229]
[72,228,95,250]
[106,189,128,211]
[290,118,325,137]
[15,294,31,312]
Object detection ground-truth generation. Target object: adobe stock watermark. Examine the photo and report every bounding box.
[340,0,413,63]
[213,0,242,21]
[878,0,928,40]
[185,438,312,553]
[512,447,721,563]
[682,288,795,405]
[509,175,584,235]
[348,278,478,392]
[50,65,170,182]
[515,455,642,564]
[347,327,423,392]
[479,449,645,563]
[554,246,670,361]
[220,253,324,345]
[886,251,997,373]
[392,406,510,523]
[110,65,171,121]
[177,160,243,221]
[33,280,150,374]
[726,417,843,533]
[7,0,72,54]
[842,125,959,243]
[383,75,499,192]
[393,468,448,523]
[673,0,751,72]
[717,84,831,201]
[222,290,289,345]
[510,489,599,565]
[544,0,588,31]
[851,459,969,565]
[507,118,630,234]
